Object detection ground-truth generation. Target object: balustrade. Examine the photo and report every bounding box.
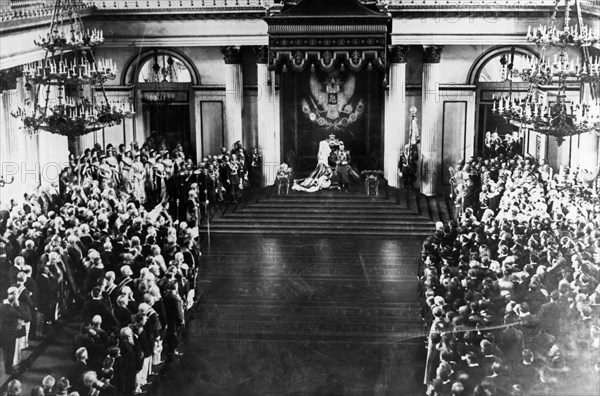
[94,0,275,9]
[2,0,599,29]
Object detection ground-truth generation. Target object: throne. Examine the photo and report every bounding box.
[277,175,291,195]
[275,164,292,195]
[362,170,384,196]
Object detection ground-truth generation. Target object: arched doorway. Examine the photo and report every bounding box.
[469,46,539,156]
[125,49,199,160]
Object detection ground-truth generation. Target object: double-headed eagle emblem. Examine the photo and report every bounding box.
[301,71,365,130]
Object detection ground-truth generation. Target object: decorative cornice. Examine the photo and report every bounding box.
[269,36,386,50]
[423,45,443,63]
[389,45,408,64]
[391,34,531,46]
[101,36,268,48]
[0,48,49,71]
[220,46,242,64]
[253,45,269,64]
[268,49,386,73]
[267,23,388,34]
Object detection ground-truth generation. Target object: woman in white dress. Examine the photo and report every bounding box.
[292,140,333,192]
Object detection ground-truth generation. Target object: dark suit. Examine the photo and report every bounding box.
[118,342,139,396]
[21,249,40,277]
[37,271,60,325]
[0,301,25,374]
[163,290,185,357]
[81,299,115,331]
[113,306,132,329]
[537,300,563,336]
[67,360,90,395]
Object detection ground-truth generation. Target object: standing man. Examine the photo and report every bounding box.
[335,143,352,193]
[398,144,417,190]
[163,281,185,361]
[0,287,25,375]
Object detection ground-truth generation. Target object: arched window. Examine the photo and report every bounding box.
[468,46,538,85]
[468,46,539,155]
[121,48,199,86]
[138,52,192,83]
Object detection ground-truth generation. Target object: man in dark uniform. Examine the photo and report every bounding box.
[398,144,417,190]
[163,281,185,361]
[118,327,140,396]
[196,166,210,218]
[219,156,231,205]
[249,147,262,189]
[335,143,351,193]
[1,287,25,374]
[229,154,241,203]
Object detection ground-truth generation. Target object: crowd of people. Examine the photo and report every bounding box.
[449,132,523,218]
[0,136,261,395]
[61,134,262,223]
[421,145,600,395]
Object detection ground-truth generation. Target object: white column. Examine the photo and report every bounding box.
[384,46,408,188]
[221,46,243,148]
[579,131,599,171]
[579,83,599,171]
[420,45,443,196]
[255,45,278,187]
[273,71,281,173]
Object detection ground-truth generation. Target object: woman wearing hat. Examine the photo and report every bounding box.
[119,155,133,191]
[186,188,199,229]
[131,155,147,205]
[97,157,114,191]
[105,149,121,187]
[152,163,168,206]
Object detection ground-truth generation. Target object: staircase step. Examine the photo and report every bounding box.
[201,227,433,236]
[444,195,456,222]
[397,189,408,207]
[216,217,434,226]
[239,207,418,215]
[206,222,434,229]
[249,202,408,209]
[427,196,442,224]
[264,196,393,203]
[407,191,418,212]
[415,194,429,218]
[225,211,429,220]
[437,196,451,224]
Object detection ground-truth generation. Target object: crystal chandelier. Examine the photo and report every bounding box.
[11,0,133,137]
[141,51,177,106]
[493,0,600,145]
[526,0,599,47]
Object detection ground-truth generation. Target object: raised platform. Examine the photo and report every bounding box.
[200,185,453,237]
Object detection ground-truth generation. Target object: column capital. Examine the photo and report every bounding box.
[221,46,242,64]
[422,45,444,64]
[253,46,269,64]
[389,46,409,64]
